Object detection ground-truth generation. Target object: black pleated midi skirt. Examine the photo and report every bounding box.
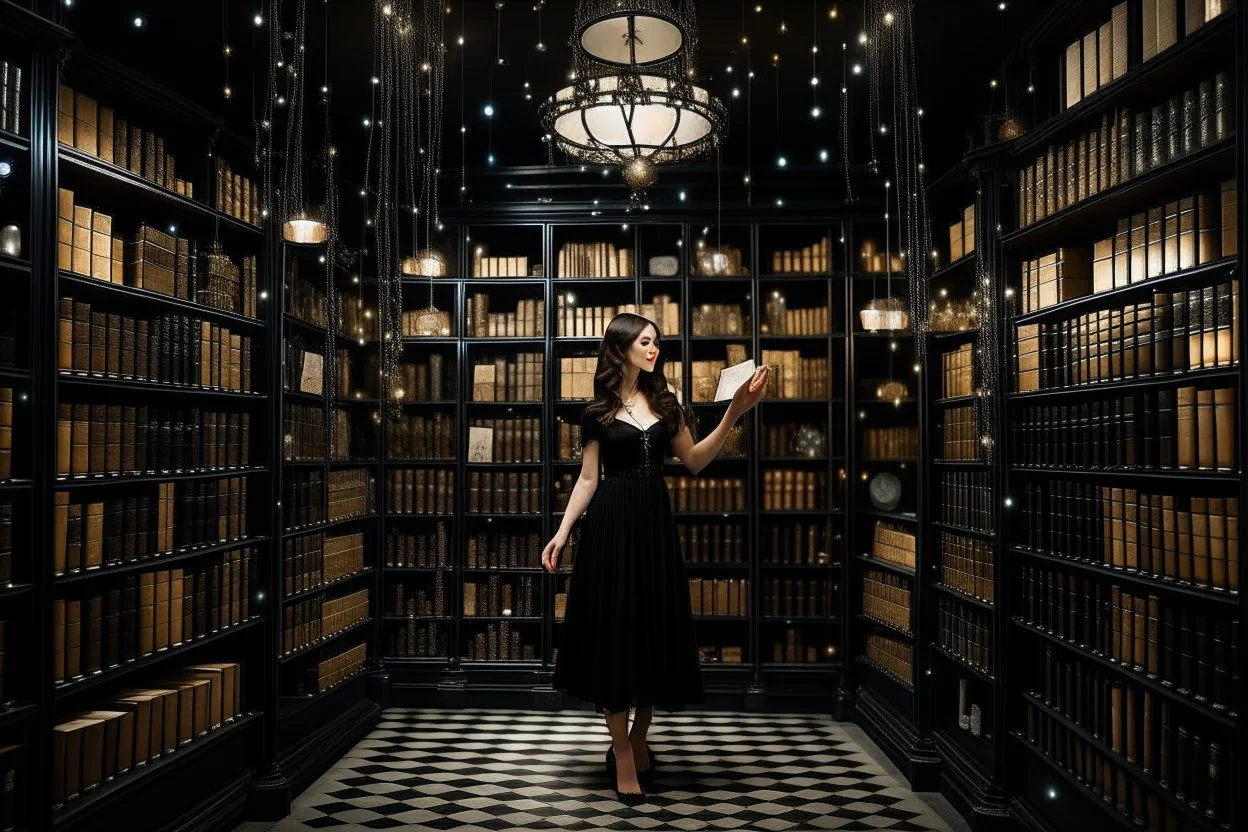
[551,473,705,714]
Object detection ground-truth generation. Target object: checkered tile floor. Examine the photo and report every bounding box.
[258,708,961,831]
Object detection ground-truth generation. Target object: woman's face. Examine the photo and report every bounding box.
[627,323,660,373]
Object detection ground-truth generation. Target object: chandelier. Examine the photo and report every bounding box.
[542,0,726,201]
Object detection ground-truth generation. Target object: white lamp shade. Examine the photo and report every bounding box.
[283,217,327,245]
[580,15,684,66]
[550,75,713,159]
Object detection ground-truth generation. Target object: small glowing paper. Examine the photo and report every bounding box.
[299,351,324,395]
[714,359,757,402]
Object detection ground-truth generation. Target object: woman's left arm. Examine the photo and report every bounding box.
[671,365,769,475]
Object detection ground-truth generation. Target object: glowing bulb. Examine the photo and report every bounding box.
[852,63,862,74]
[133,15,144,27]
[811,106,822,118]
[483,104,494,116]
[777,155,787,167]
[382,3,393,14]
[819,149,829,161]
[253,13,263,25]
[883,11,894,24]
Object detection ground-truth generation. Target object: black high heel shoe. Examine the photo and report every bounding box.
[604,746,647,804]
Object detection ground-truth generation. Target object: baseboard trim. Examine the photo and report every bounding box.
[854,687,941,791]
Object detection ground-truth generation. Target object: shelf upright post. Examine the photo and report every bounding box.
[973,148,1013,824]
[252,216,291,822]
[31,41,62,832]
[1235,3,1247,824]
[834,220,854,719]
[839,218,859,713]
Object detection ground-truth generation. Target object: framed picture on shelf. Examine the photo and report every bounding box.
[468,426,494,463]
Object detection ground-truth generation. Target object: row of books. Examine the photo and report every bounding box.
[282,588,369,655]
[1060,2,1129,110]
[303,641,367,696]
[54,477,248,576]
[948,204,976,263]
[761,578,833,618]
[557,242,633,279]
[697,644,745,663]
[387,525,451,569]
[466,530,540,570]
[1091,183,1236,291]
[760,470,828,511]
[1019,565,1235,710]
[328,468,375,521]
[388,621,447,658]
[464,623,536,661]
[871,521,917,571]
[942,404,983,462]
[679,522,747,563]
[762,522,831,566]
[469,471,541,514]
[1020,685,1229,828]
[1012,386,1237,471]
[691,303,749,336]
[394,355,454,401]
[286,268,327,328]
[58,301,253,393]
[1015,279,1239,392]
[770,237,833,274]
[283,471,324,530]
[463,574,538,617]
[863,426,919,460]
[55,405,251,477]
[1020,183,1234,313]
[1018,480,1239,594]
[558,356,598,401]
[1017,70,1230,229]
[940,470,994,534]
[862,570,912,634]
[390,575,447,618]
[213,160,262,227]
[58,84,194,198]
[863,633,913,688]
[387,413,455,460]
[471,252,532,279]
[689,578,750,616]
[760,352,833,400]
[666,476,747,513]
[466,419,541,463]
[555,295,681,337]
[465,294,546,338]
[338,296,378,342]
[762,299,834,336]
[282,402,324,462]
[937,597,992,674]
[388,468,454,515]
[770,631,832,664]
[53,549,253,684]
[52,661,243,807]
[940,532,995,604]
[471,354,543,401]
[281,532,365,598]
[0,60,23,135]
[943,343,973,398]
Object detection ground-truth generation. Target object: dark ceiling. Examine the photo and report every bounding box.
[56,1,1042,206]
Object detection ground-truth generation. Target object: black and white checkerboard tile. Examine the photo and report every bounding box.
[268,708,959,831]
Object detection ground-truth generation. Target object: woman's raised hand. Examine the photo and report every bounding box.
[730,365,770,415]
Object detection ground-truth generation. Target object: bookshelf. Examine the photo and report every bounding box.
[845,212,937,786]
[275,242,378,754]
[920,150,1011,828]
[375,216,857,711]
[1001,3,1243,832]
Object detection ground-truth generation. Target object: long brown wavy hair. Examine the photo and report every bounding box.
[584,312,683,434]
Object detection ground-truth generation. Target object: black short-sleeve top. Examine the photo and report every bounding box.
[580,403,696,479]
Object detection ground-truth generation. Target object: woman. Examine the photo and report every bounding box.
[542,312,768,803]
